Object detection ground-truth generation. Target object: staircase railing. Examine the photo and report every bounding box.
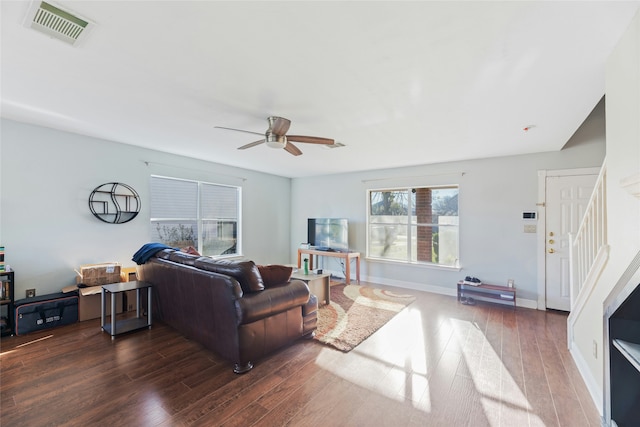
[569,160,609,314]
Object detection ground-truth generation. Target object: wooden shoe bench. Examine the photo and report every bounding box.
[457,281,516,308]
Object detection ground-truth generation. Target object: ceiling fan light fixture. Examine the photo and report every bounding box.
[220,116,333,156]
[265,132,286,149]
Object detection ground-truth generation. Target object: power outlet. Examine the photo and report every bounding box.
[26,288,36,298]
[524,224,537,233]
[593,340,598,359]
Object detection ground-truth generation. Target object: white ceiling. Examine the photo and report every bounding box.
[2,1,639,178]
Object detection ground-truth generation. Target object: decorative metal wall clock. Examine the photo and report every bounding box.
[89,182,140,224]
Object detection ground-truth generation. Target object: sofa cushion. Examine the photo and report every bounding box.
[155,249,175,260]
[168,251,199,266]
[257,265,293,287]
[194,258,264,293]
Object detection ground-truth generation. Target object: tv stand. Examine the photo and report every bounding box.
[297,248,360,285]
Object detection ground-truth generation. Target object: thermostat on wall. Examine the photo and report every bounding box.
[522,211,537,220]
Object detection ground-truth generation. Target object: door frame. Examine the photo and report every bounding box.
[536,167,601,310]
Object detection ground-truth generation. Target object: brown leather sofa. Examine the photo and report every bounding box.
[137,249,317,373]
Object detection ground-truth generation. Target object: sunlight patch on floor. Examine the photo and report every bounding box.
[314,304,428,404]
[313,302,549,425]
[141,389,171,425]
[1,334,54,356]
[456,317,542,426]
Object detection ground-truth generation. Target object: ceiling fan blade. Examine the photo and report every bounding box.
[215,126,263,136]
[287,135,335,145]
[238,139,265,150]
[268,117,291,135]
[284,142,302,156]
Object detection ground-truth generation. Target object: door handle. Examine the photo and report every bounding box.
[548,248,555,254]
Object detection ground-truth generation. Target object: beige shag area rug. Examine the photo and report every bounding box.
[314,284,416,352]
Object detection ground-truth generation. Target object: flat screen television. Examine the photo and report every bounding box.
[307,218,349,252]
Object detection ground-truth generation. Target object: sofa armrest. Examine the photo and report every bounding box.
[235,280,310,325]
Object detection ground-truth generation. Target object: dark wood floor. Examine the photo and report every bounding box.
[0,282,600,426]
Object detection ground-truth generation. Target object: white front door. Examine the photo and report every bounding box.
[545,174,598,311]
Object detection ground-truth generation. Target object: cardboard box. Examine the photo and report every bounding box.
[75,263,121,286]
[62,284,124,321]
[64,263,124,321]
[119,267,139,312]
[120,266,138,283]
[81,286,124,321]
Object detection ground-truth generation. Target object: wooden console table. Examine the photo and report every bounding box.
[297,248,360,285]
[457,281,516,308]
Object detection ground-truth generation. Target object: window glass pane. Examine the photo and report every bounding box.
[432,188,458,221]
[437,223,459,266]
[368,224,408,260]
[370,191,410,217]
[151,220,197,247]
[202,220,238,256]
[408,224,459,265]
[150,177,197,218]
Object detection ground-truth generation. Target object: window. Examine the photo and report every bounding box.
[150,175,241,257]
[367,186,458,267]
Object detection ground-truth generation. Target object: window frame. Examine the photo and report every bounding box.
[149,175,242,258]
[366,185,459,268]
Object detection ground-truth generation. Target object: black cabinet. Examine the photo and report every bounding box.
[605,272,640,427]
[0,270,15,336]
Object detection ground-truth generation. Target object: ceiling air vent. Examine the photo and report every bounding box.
[24,1,95,46]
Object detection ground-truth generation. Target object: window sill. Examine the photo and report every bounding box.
[365,257,462,272]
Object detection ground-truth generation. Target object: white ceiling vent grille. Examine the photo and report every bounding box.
[24,1,95,46]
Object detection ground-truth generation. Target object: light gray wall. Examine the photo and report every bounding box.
[0,97,606,303]
[0,119,292,297]
[291,101,606,303]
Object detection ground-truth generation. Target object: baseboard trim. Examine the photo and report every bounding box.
[569,341,603,417]
[363,275,538,308]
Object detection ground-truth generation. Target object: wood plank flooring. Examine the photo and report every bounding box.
[0,282,600,426]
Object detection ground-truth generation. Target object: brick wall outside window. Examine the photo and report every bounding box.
[415,188,433,262]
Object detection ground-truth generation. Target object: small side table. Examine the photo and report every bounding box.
[291,272,332,305]
[101,281,152,339]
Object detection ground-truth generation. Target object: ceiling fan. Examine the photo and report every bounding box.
[215,116,334,156]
